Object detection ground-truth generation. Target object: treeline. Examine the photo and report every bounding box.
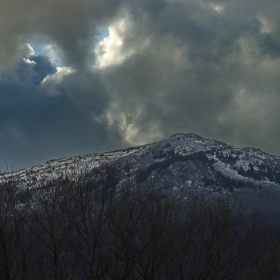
[0,164,280,279]
[238,163,280,184]
[143,150,214,181]
[203,171,259,191]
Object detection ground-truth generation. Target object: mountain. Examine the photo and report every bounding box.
[2,132,280,212]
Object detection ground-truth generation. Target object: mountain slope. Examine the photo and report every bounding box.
[1,133,280,211]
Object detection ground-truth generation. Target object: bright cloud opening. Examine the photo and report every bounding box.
[29,36,64,66]
[94,16,134,69]
[44,44,65,67]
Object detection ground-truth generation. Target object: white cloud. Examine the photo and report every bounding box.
[23,58,36,65]
[94,105,164,147]
[94,15,134,68]
[19,43,35,58]
[44,43,65,66]
[41,66,75,95]
[259,17,272,34]
[213,5,223,13]
[15,43,36,67]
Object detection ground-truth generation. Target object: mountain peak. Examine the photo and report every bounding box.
[169,133,203,140]
[2,132,280,213]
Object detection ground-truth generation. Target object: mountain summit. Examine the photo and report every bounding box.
[2,133,280,211]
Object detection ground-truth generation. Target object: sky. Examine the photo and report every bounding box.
[1,0,280,169]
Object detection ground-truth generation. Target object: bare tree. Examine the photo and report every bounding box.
[1,163,280,279]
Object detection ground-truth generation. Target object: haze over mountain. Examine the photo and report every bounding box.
[2,133,280,213]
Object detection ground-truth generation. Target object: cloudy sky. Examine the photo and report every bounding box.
[1,0,280,169]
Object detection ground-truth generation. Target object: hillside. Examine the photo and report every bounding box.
[1,133,280,211]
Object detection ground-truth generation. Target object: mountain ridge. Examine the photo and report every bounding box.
[2,133,280,212]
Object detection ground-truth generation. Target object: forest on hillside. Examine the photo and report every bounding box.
[0,164,280,279]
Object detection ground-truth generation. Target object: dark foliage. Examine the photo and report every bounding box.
[142,150,215,182]
[203,170,260,191]
[0,164,280,279]
[237,164,280,184]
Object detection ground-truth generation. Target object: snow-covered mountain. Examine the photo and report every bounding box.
[2,133,280,211]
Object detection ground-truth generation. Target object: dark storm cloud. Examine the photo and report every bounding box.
[2,0,280,168]
[61,70,108,115]
[0,0,122,69]
[0,55,109,168]
[96,0,280,155]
